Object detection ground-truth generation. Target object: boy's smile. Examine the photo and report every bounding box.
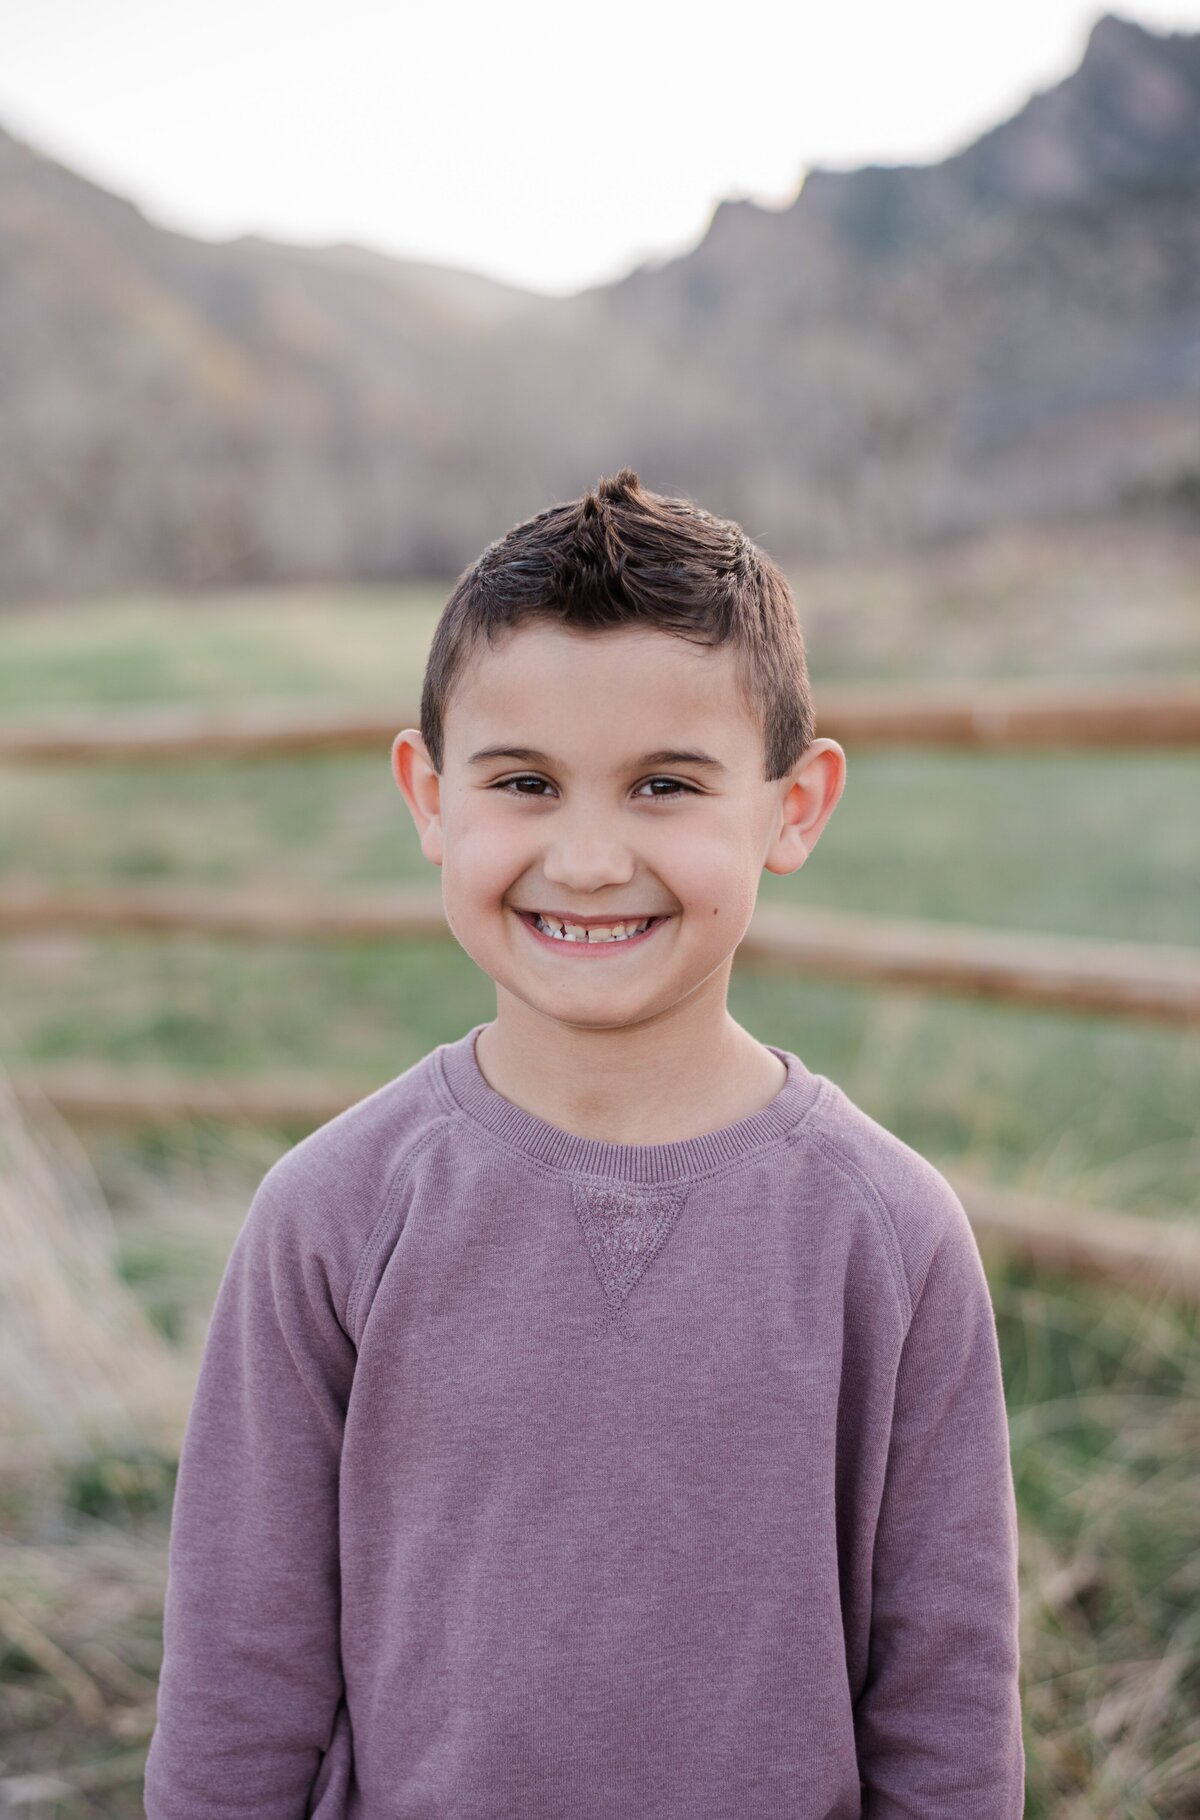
[394,622,844,1060]
[512,908,669,952]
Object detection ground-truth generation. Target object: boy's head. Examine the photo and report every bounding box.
[394,470,845,1038]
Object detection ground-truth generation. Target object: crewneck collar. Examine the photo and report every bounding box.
[436,1022,826,1184]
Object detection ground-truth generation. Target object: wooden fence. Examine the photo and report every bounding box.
[4,679,1198,1298]
[9,1058,1199,1301]
[1,882,1197,1027]
[2,679,1200,761]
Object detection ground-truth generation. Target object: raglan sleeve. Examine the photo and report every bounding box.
[854,1183,1025,1818]
[143,1154,356,1820]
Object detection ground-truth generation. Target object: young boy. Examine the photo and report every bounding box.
[144,470,1024,1818]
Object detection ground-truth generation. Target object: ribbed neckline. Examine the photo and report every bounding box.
[436,1022,826,1184]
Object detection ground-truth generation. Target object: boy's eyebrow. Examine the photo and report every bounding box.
[465,745,553,766]
[465,744,728,773]
[638,748,728,771]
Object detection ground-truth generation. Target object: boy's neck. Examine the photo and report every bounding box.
[473,994,788,1147]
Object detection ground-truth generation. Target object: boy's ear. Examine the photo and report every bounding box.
[392,730,443,867]
[763,738,847,878]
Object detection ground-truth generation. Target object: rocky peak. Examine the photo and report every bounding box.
[734,14,1200,270]
[952,11,1200,207]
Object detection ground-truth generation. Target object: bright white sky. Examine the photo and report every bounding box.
[3,1,1198,294]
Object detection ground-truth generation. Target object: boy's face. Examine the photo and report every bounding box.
[394,622,843,1038]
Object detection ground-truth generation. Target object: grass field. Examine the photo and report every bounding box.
[1,546,1199,1816]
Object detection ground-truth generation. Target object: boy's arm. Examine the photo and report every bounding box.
[144,1161,355,1820]
[855,1189,1025,1818]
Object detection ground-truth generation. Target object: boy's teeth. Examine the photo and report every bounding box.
[533,914,652,942]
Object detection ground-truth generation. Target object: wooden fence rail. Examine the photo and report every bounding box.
[2,679,1200,761]
[4,682,1195,1305]
[2,882,1198,1026]
[11,1062,1200,1303]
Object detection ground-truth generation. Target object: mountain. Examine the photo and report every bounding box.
[550,11,1200,547]
[1,11,1198,600]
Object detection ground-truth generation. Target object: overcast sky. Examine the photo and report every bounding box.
[3,1,1198,294]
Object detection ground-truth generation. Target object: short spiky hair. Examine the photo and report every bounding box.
[420,468,815,780]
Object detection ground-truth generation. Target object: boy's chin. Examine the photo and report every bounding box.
[492,979,670,1034]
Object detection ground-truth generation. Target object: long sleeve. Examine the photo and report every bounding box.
[144,1160,357,1820]
[854,1193,1024,1817]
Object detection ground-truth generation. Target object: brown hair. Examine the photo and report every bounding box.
[419,468,814,780]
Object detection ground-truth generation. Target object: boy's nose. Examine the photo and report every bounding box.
[540,831,636,893]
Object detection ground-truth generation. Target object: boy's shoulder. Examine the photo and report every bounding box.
[267,1038,454,1191]
[800,1069,979,1326]
[233,1037,459,1295]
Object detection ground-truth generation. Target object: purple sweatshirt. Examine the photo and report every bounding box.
[144,1024,1024,1819]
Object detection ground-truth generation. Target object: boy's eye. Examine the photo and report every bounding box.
[494,775,554,796]
[633,777,698,798]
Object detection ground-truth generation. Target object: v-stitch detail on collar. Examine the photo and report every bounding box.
[570,1179,688,1320]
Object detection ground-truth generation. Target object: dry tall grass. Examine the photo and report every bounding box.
[0,1067,197,1810]
[0,1065,194,1479]
[1001,1275,1200,1814]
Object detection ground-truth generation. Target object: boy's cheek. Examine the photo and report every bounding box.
[657,832,763,906]
[441,830,528,899]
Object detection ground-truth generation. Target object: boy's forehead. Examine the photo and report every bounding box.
[445,622,758,756]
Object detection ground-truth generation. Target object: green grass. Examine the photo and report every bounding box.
[0,587,445,711]
[2,736,1196,1215]
[2,745,1198,944]
[1,578,1199,1817]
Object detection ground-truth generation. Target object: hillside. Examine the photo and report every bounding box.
[1,11,1198,599]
